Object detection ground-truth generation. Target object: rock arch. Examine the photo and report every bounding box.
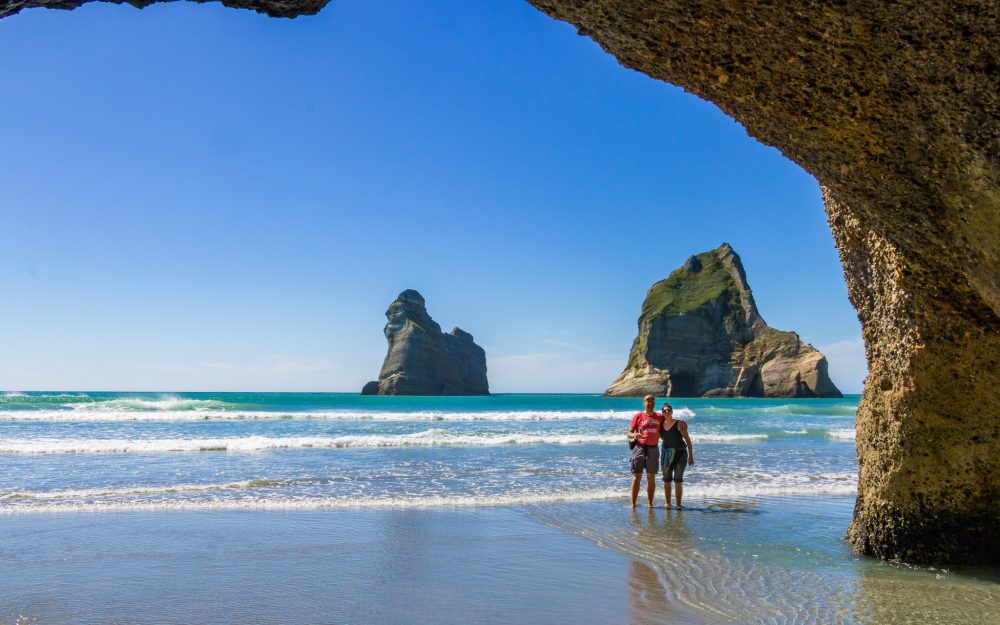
[2,0,997,564]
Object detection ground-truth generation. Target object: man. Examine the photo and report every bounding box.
[627,395,665,508]
[660,403,694,509]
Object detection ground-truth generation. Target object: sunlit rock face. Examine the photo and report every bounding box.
[606,243,841,399]
[362,290,489,396]
[2,0,997,564]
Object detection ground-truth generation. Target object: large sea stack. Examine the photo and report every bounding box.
[606,244,841,399]
[361,290,489,396]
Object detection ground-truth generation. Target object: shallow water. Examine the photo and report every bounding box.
[532,497,1000,625]
[2,392,997,624]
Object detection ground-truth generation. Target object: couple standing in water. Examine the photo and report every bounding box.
[627,395,694,509]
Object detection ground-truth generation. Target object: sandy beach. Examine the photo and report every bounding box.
[4,497,999,625]
[3,507,632,625]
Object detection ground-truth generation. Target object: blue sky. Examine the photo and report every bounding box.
[0,0,865,393]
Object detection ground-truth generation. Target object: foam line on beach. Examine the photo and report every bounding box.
[0,481,858,514]
[0,427,809,453]
[1,470,857,502]
[0,478,336,501]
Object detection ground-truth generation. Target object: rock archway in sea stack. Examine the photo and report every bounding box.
[2,0,997,564]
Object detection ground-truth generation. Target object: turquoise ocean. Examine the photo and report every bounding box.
[0,392,858,512]
[3,392,998,624]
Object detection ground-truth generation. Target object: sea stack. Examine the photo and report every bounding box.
[606,244,842,398]
[361,289,489,396]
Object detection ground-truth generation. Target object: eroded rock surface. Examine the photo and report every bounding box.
[362,289,488,396]
[2,0,997,563]
[606,244,841,399]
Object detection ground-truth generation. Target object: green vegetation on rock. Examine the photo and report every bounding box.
[405,318,427,333]
[640,249,738,321]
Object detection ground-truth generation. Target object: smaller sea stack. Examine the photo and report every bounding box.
[362,289,489,396]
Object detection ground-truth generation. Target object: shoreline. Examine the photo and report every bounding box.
[4,496,999,625]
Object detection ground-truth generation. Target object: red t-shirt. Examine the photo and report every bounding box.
[630,411,665,446]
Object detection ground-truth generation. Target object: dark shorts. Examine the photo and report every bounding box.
[661,447,688,482]
[630,444,659,474]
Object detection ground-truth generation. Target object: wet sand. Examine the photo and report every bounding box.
[0,507,633,625]
[3,497,999,625]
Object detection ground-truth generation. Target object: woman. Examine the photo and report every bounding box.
[660,403,694,508]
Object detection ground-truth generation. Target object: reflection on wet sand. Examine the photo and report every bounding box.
[531,497,1000,625]
[625,508,704,625]
[628,559,674,625]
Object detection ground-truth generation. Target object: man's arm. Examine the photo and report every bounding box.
[627,415,638,440]
[679,421,694,465]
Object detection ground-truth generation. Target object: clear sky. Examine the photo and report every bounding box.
[0,0,866,393]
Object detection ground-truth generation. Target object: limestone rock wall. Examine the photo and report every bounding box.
[827,191,1000,563]
[362,290,489,396]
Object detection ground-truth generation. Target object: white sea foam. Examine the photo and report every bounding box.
[0,431,628,454]
[0,479,858,514]
[76,396,230,412]
[696,433,768,442]
[0,428,786,454]
[673,407,697,420]
[0,488,627,513]
[0,478,312,501]
[2,470,856,502]
[0,409,645,423]
[827,428,856,440]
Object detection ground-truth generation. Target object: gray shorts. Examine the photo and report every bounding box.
[630,444,659,474]
[661,447,688,482]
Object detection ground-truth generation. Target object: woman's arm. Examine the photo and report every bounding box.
[679,421,694,465]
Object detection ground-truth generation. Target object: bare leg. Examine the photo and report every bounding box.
[675,482,684,509]
[664,480,672,508]
[646,475,656,507]
[630,473,642,508]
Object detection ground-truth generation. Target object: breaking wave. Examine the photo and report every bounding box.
[0,431,626,454]
[0,408,687,423]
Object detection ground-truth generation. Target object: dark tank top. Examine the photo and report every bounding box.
[660,421,686,449]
